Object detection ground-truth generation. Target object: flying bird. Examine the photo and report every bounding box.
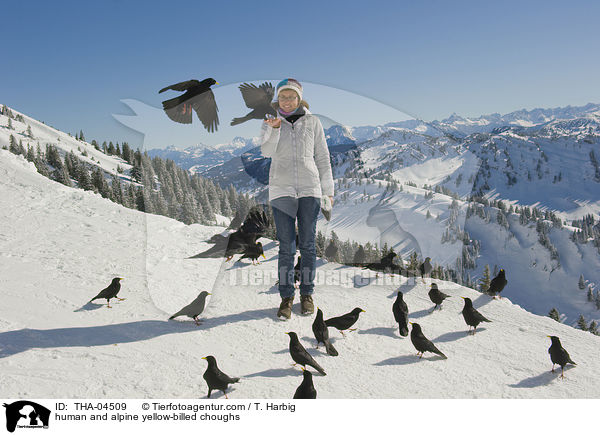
[325,308,365,337]
[461,297,491,335]
[488,269,507,299]
[312,308,338,356]
[392,291,409,337]
[286,332,326,376]
[159,78,219,132]
[201,355,240,398]
[547,336,576,379]
[428,283,450,311]
[169,291,211,325]
[90,277,124,308]
[410,322,447,359]
[189,206,270,261]
[293,368,317,399]
[231,82,276,126]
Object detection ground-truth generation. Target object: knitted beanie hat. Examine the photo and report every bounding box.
[276,78,303,101]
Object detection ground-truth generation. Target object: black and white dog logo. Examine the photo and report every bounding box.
[3,401,50,433]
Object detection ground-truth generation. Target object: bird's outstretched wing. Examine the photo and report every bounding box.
[191,91,219,133]
[159,79,201,93]
[238,82,274,109]
[240,207,270,237]
[162,98,194,124]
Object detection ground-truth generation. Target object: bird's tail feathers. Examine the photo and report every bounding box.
[434,348,447,359]
[324,340,338,357]
[312,363,327,376]
[230,116,252,126]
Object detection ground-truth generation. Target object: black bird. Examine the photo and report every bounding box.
[159,78,219,132]
[201,355,240,398]
[461,297,491,335]
[169,291,211,325]
[392,291,409,337]
[312,308,338,356]
[293,368,317,399]
[231,82,276,126]
[285,332,326,376]
[547,336,576,379]
[294,256,302,289]
[90,277,124,308]
[409,322,447,359]
[356,251,399,275]
[237,241,266,265]
[325,308,365,337]
[428,283,450,311]
[189,206,270,261]
[488,269,507,299]
[419,257,433,282]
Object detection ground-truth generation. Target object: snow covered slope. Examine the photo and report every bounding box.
[1,149,599,399]
[0,106,131,178]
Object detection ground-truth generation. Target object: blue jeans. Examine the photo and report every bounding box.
[271,196,320,298]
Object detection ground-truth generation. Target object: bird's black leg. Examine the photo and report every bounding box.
[106,299,112,308]
[560,367,564,379]
[207,389,212,398]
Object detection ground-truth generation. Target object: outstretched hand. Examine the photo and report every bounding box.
[264,117,281,128]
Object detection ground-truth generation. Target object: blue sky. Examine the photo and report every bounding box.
[2,0,598,148]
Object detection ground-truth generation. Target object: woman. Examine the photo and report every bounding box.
[260,78,334,319]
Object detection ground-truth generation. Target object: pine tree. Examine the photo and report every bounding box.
[77,166,93,191]
[26,125,33,138]
[7,117,13,130]
[26,145,35,162]
[578,274,586,290]
[588,286,594,302]
[548,308,561,322]
[353,245,366,264]
[325,239,339,262]
[589,321,598,335]
[577,314,588,331]
[479,264,491,292]
[315,231,326,257]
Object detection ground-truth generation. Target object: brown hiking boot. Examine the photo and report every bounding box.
[300,294,314,315]
[277,297,294,319]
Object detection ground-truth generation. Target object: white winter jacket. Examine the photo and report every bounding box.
[260,108,334,202]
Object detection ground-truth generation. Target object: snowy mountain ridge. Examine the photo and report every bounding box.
[1,148,599,400]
